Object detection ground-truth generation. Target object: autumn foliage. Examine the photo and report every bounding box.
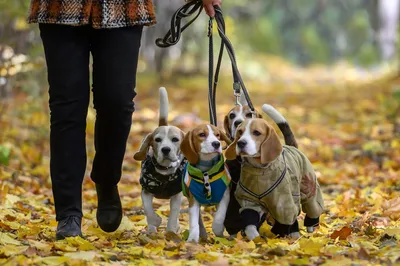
[0,72,400,265]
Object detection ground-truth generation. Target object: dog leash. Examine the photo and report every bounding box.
[155,0,256,125]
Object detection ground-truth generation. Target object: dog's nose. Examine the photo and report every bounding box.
[212,141,221,149]
[237,140,247,149]
[161,147,171,155]
[234,120,243,128]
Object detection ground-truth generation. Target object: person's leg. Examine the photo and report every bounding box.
[90,26,143,232]
[39,24,91,239]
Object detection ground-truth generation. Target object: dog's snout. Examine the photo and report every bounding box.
[234,120,243,128]
[237,140,247,149]
[212,141,221,149]
[161,147,171,155]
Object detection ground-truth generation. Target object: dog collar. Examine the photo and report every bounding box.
[196,155,221,168]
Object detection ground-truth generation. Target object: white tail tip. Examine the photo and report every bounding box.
[262,104,287,124]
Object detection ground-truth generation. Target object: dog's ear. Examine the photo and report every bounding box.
[220,129,232,146]
[134,133,152,161]
[260,124,283,164]
[180,130,198,165]
[223,115,232,140]
[225,135,239,160]
[180,130,185,141]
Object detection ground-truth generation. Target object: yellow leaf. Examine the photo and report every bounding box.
[65,236,96,251]
[35,256,69,266]
[4,194,20,208]
[118,216,138,232]
[195,253,218,263]
[64,251,97,261]
[0,232,21,245]
[54,242,77,252]
[0,245,28,257]
[298,238,327,256]
[28,240,52,252]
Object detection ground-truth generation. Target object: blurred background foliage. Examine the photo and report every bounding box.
[0,0,399,98]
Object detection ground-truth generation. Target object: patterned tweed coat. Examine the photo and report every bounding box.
[27,0,156,29]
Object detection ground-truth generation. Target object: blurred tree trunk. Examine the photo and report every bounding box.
[141,0,183,81]
[377,0,399,61]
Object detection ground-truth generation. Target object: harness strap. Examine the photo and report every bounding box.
[239,152,287,199]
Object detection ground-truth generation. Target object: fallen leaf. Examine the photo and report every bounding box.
[330,226,352,240]
[0,232,21,245]
[64,251,97,261]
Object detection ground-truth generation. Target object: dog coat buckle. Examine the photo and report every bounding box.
[203,172,212,200]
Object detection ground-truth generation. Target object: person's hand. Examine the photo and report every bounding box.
[202,0,221,17]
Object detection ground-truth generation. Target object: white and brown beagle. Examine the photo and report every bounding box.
[223,102,298,237]
[180,124,232,243]
[225,114,324,240]
[134,87,185,234]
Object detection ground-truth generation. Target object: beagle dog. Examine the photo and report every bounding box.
[134,87,186,234]
[180,124,232,243]
[225,108,324,240]
[223,101,298,237]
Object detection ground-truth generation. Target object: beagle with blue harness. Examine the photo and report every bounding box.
[180,124,231,243]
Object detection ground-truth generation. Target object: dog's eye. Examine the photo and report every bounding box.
[245,113,253,118]
[171,137,179,142]
[229,113,236,119]
[253,130,261,136]
[216,134,220,139]
[237,130,243,135]
[199,133,206,138]
[155,137,162,142]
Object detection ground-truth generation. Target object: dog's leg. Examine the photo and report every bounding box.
[141,190,161,233]
[240,208,263,240]
[187,200,200,243]
[199,211,207,240]
[166,192,182,233]
[212,189,230,237]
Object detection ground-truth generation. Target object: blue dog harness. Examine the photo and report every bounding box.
[182,155,231,205]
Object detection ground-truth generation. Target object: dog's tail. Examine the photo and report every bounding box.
[159,87,169,126]
[262,104,298,148]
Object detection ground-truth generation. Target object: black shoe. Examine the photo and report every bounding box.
[96,184,122,232]
[56,216,82,240]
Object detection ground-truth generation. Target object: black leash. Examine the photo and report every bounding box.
[156,0,256,125]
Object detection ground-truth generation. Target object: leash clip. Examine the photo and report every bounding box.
[233,82,241,106]
[250,109,257,118]
[207,18,213,37]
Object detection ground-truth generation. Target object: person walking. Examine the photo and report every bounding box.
[27,0,221,240]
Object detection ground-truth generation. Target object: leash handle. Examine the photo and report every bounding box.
[208,18,217,126]
[156,0,256,120]
[213,6,255,113]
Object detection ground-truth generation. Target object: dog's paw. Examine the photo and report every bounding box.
[245,225,259,240]
[306,226,315,233]
[166,223,180,234]
[187,232,200,243]
[288,232,301,239]
[148,214,162,227]
[148,224,158,233]
[212,222,225,237]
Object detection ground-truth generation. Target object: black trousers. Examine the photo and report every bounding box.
[39,24,143,221]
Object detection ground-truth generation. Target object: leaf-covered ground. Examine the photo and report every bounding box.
[0,73,400,265]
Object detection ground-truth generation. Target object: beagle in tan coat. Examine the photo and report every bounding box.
[225,109,324,240]
[223,102,298,237]
[180,124,232,243]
